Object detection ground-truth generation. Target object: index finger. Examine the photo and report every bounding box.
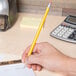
[22,43,40,63]
[22,45,31,63]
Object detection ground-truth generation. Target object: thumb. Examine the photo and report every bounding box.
[26,55,42,65]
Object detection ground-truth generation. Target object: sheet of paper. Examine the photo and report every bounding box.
[0,54,20,62]
[0,54,4,61]
[20,17,41,29]
[0,63,35,76]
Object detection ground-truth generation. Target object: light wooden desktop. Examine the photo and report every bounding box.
[0,13,76,76]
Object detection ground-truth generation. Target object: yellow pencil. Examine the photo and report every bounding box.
[28,3,51,56]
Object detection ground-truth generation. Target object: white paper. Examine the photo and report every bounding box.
[0,54,6,61]
[0,63,35,76]
[0,54,20,62]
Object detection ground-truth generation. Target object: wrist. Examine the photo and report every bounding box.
[66,57,76,76]
[58,55,69,75]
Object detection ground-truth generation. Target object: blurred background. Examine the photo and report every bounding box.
[17,0,76,16]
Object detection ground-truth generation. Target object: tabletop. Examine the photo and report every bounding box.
[0,13,76,76]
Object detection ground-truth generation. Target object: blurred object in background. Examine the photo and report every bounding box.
[0,0,18,31]
[17,0,76,16]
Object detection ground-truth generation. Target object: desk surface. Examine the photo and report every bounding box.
[0,13,76,76]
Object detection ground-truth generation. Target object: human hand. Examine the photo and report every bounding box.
[22,42,68,74]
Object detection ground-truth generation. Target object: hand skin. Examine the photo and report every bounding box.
[22,42,76,76]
